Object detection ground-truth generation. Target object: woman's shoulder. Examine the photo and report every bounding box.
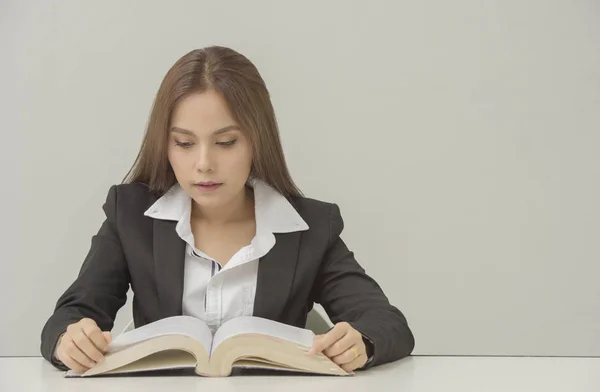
[290,195,333,214]
[111,182,156,200]
[112,182,154,197]
[289,195,344,232]
[103,182,159,218]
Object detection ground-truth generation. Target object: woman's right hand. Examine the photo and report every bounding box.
[55,318,112,373]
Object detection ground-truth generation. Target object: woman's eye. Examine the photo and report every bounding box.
[217,139,237,147]
[175,141,194,149]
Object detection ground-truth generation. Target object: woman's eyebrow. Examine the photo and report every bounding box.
[169,125,241,136]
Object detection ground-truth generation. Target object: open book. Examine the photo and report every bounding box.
[65,316,351,377]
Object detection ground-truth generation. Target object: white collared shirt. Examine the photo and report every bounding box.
[144,178,309,333]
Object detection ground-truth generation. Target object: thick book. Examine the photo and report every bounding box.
[65,316,351,377]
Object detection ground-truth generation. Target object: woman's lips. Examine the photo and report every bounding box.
[195,183,222,192]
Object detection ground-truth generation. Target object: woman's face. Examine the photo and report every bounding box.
[168,89,253,210]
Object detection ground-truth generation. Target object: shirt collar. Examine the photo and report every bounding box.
[144,178,309,234]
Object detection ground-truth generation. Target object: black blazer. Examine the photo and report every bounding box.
[41,183,415,370]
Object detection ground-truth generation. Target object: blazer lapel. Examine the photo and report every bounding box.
[153,219,186,318]
[253,231,302,321]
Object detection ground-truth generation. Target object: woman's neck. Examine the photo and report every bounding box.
[191,186,255,226]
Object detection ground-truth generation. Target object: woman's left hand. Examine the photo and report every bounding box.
[308,321,367,372]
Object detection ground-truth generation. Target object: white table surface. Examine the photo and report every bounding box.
[1,356,599,392]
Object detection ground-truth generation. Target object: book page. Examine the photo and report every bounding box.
[211,316,315,354]
[107,316,213,354]
[65,350,197,377]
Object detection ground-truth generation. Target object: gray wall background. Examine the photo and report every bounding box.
[1,0,599,357]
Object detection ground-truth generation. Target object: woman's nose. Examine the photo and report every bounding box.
[194,146,214,172]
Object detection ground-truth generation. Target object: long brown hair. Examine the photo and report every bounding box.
[123,46,303,198]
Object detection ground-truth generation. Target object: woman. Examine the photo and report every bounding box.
[40,46,415,374]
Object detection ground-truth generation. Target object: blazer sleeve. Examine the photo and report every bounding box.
[40,185,130,370]
[313,203,415,368]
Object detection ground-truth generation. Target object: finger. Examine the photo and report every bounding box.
[103,331,112,345]
[309,323,349,355]
[57,341,89,373]
[340,353,367,373]
[83,325,110,355]
[73,329,105,363]
[331,344,365,366]
[62,336,97,368]
[323,332,356,358]
[80,319,110,353]
[60,353,89,374]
